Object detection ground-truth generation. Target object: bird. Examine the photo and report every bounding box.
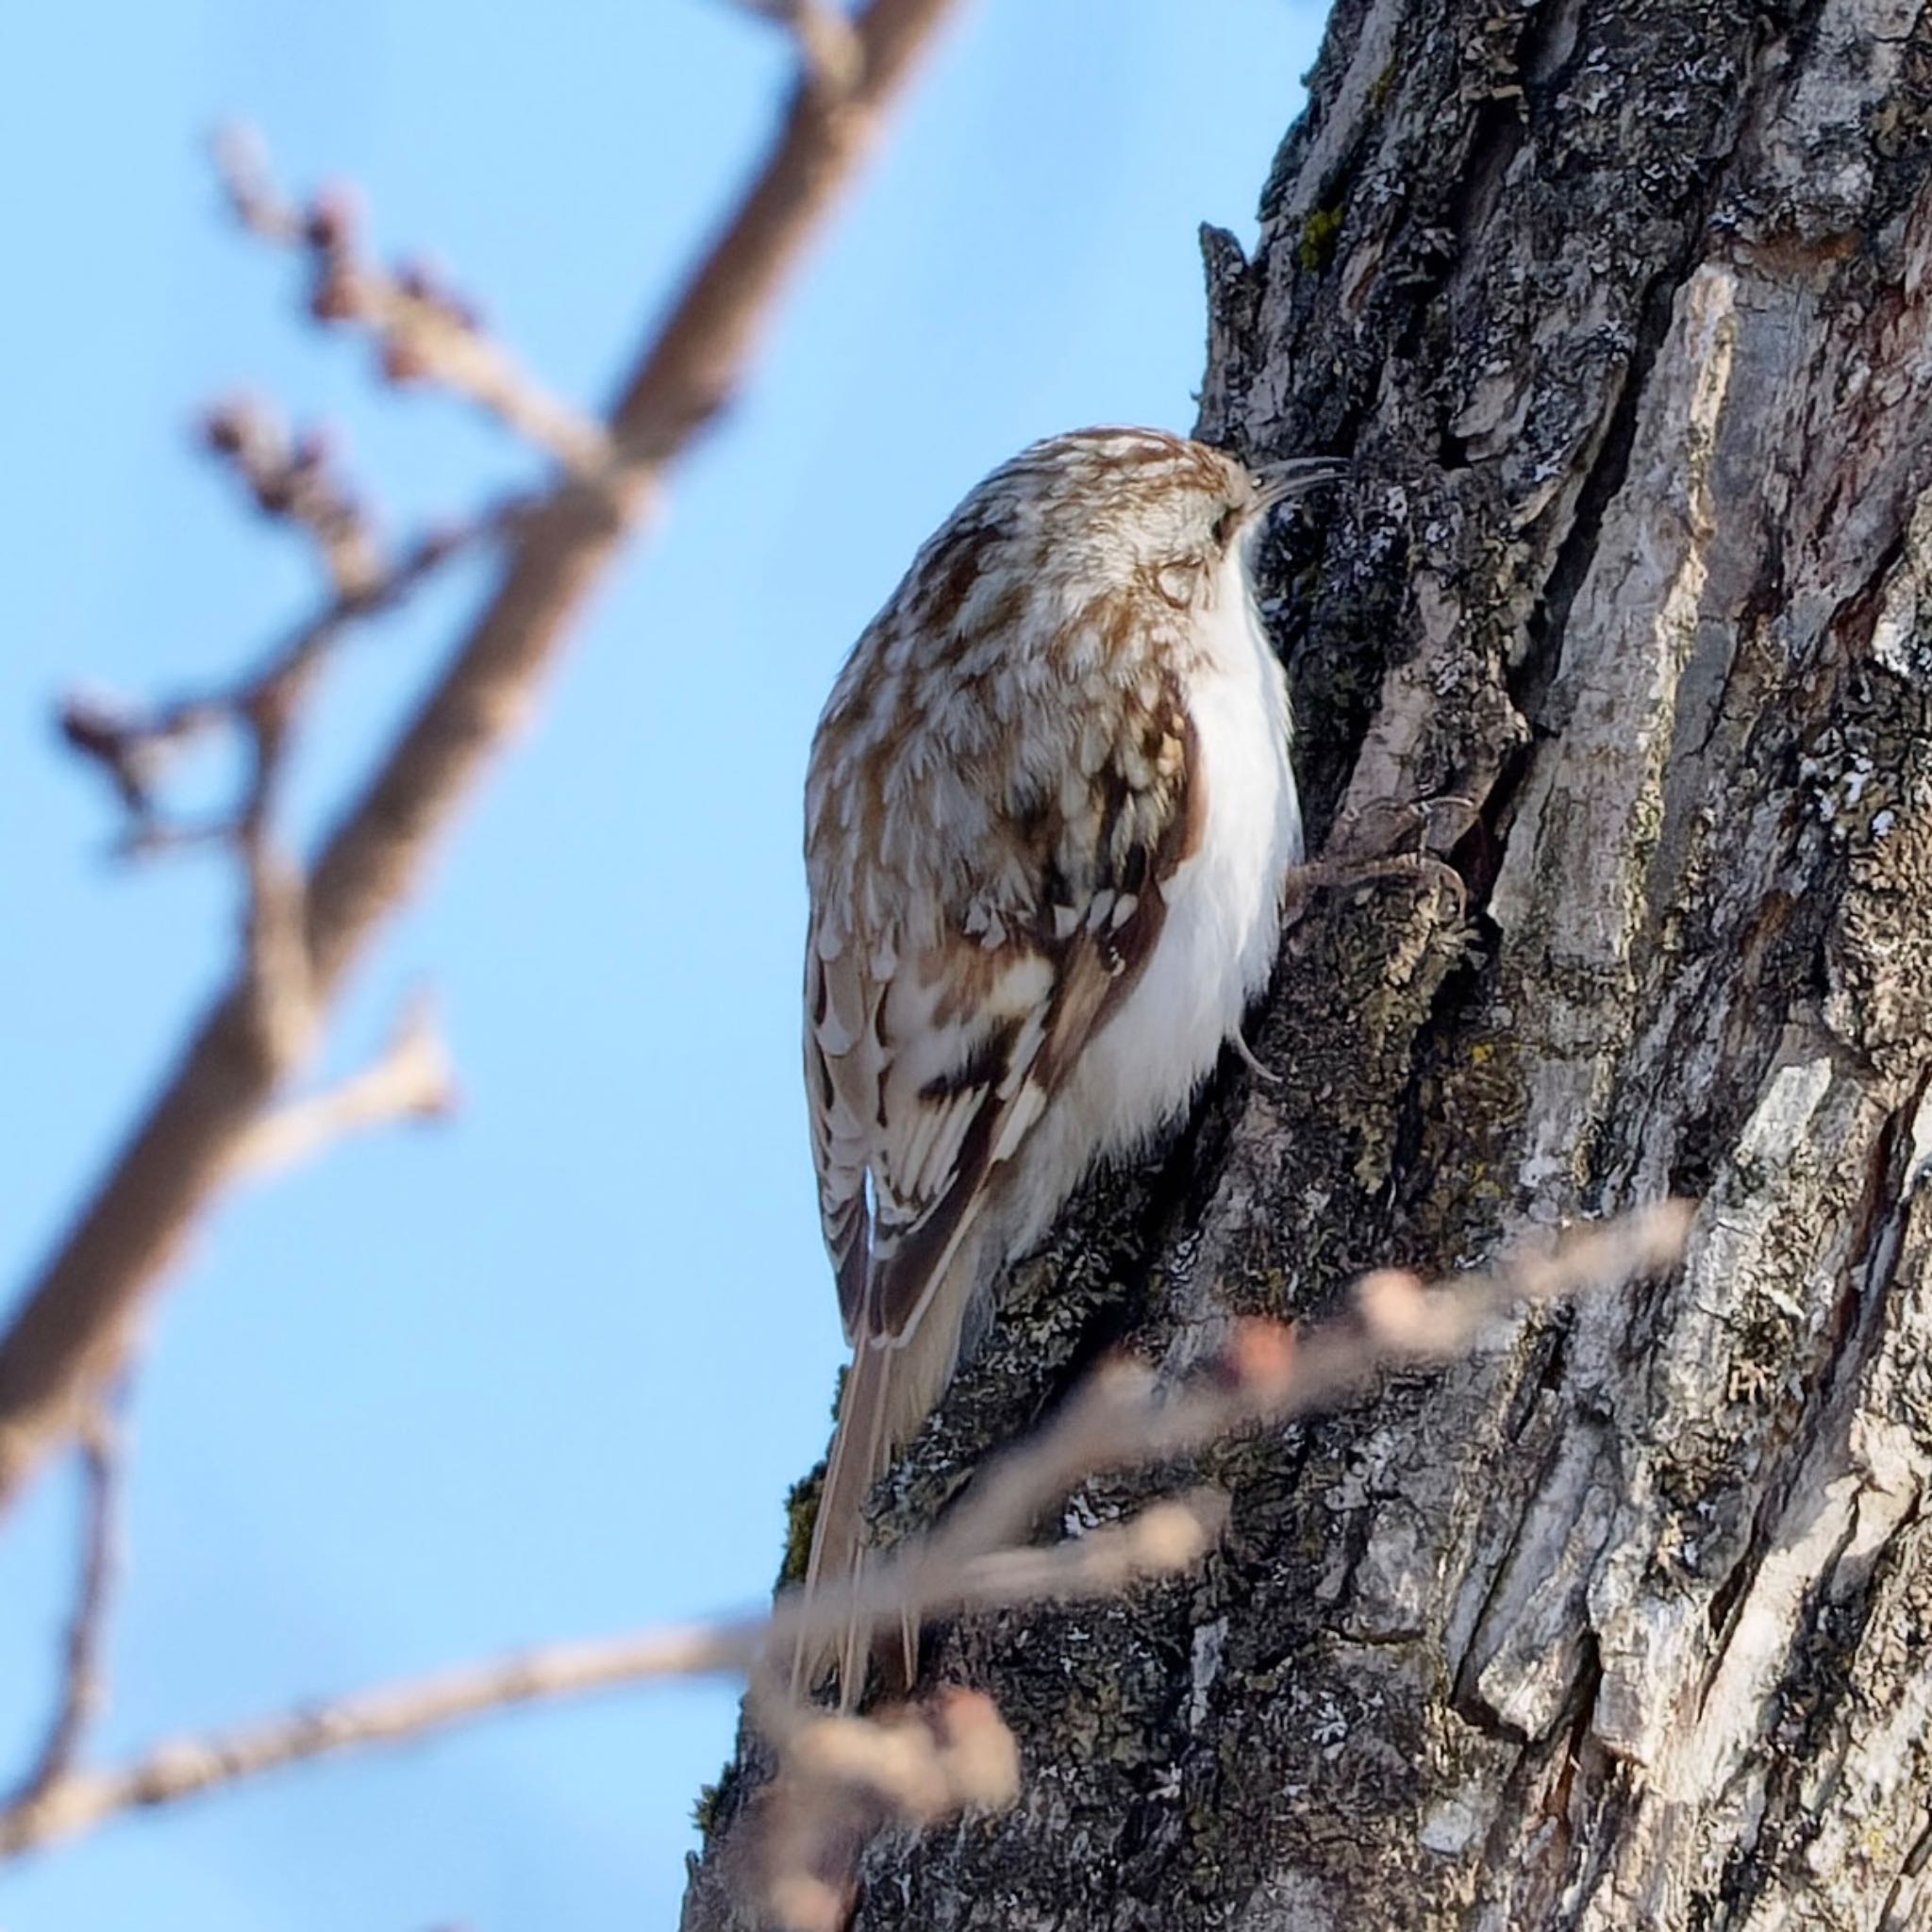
[796,425,1336,1702]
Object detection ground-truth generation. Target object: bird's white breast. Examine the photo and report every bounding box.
[1012,551,1301,1242]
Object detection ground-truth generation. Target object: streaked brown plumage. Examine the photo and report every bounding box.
[799,427,1328,1701]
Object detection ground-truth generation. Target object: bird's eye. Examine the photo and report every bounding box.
[1154,558,1199,608]
[1211,505,1241,548]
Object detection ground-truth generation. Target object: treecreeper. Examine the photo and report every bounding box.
[795,426,1339,1702]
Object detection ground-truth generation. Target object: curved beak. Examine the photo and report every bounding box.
[1251,454,1350,509]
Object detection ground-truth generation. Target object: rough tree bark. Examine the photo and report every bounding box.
[686,1,1932,1924]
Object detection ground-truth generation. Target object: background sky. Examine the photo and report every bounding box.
[1,4,1324,1925]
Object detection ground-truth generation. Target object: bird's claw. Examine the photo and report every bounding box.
[1229,1025,1279,1083]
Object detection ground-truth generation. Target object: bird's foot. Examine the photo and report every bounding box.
[1328,791,1480,864]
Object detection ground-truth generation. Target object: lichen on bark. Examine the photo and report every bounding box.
[684,3,1932,1925]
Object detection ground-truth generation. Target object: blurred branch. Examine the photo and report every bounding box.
[213,127,612,477]
[0,1623,736,1860]
[732,0,866,96]
[6,1406,123,1818]
[0,1491,1215,1861]
[917,1198,1695,1578]
[0,1206,1689,1875]
[738,1201,1694,1927]
[201,397,385,598]
[232,995,457,1181]
[58,493,517,858]
[0,0,966,1526]
[755,1688,1019,1932]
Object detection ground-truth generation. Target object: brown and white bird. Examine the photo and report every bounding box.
[798,426,1332,1698]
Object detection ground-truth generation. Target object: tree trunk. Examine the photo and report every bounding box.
[686,0,1932,1924]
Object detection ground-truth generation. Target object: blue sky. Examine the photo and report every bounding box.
[0,4,1323,1924]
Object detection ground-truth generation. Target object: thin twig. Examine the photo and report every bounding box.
[8,1407,123,1812]
[58,499,519,855]
[232,995,457,1180]
[213,127,613,477]
[0,1205,1689,1865]
[2,0,964,1527]
[0,1491,1190,1855]
[0,1488,1216,1858]
[757,1687,1020,1932]
[202,398,384,598]
[733,0,867,97]
[919,1199,1695,1574]
[743,1203,1693,1930]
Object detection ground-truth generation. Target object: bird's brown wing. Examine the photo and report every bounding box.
[805,699,1203,1352]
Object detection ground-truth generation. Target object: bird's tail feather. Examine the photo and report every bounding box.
[793,1284,969,1708]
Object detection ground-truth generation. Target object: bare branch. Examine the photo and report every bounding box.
[743,1203,1693,1928]
[8,1407,123,1814]
[202,398,384,599]
[212,127,612,477]
[918,1198,1696,1575]
[232,995,457,1181]
[57,500,516,856]
[757,1689,1020,1932]
[0,1624,721,1859]
[0,1206,1688,1870]
[732,0,866,98]
[746,1489,1233,1730]
[0,1490,1217,1860]
[1,0,966,1524]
